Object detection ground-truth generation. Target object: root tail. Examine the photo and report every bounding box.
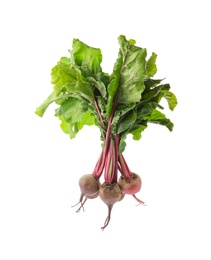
[132,194,147,206]
[72,193,88,212]
[101,205,113,231]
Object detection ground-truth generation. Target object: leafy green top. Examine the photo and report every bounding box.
[35,35,177,153]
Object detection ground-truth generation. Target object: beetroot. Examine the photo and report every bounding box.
[118,173,145,205]
[72,174,100,212]
[118,173,142,194]
[79,174,100,197]
[99,182,124,230]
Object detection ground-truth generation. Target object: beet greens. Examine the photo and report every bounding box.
[35,35,177,229]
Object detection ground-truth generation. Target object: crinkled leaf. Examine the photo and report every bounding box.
[60,120,78,139]
[136,102,160,120]
[144,78,164,91]
[151,84,169,103]
[35,92,74,117]
[51,57,94,101]
[119,134,127,154]
[106,35,147,118]
[131,124,148,140]
[55,97,86,124]
[53,96,98,139]
[59,110,96,139]
[77,110,96,130]
[96,72,110,87]
[151,84,177,111]
[106,50,123,118]
[51,57,76,95]
[146,52,157,77]
[73,80,94,101]
[96,96,107,118]
[117,35,147,104]
[118,121,148,153]
[111,103,136,135]
[71,38,102,75]
[161,91,178,111]
[86,77,107,99]
[146,109,174,131]
[112,103,136,125]
[35,92,57,117]
[142,85,163,102]
[116,110,137,134]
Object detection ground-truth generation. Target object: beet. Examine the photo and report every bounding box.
[99,182,124,230]
[79,174,100,197]
[72,174,100,212]
[118,173,142,195]
[118,173,145,205]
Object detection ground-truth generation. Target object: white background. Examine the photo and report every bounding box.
[0,0,211,259]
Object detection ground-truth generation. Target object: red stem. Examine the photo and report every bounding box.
[94,100,105,127]
[103,134,120,184]
[104,140,113,183]
[113,135,120,182]
[118,163,123,173]
[92,151,103,178]
[118,154,132,179]
[94,116,112,177]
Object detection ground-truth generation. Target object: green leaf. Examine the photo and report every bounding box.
[128,39,136,45]
[77,110,96,130]
[86,77,107,99]
[146,52,157,77]
[119,134,127,154]
[59,109,96,139]
[161,91,178,111]
[131,124,148,140]
[142,84,163,102]
[117,35,147,104]
[96,96,107,118]
[35,92,57,117]
[73,80,95,101]
[106,35,148,117]
[144,78,164,91]
[60,120,78,139]
[51,57,75,95]
[150,84,177,111]
[112,103,136,125]
[35,92,74,117]
[51,57,94,101]
[71,39,102,75]
[146,109,174,131]
[116,110,137,134]
[55,97,86,124]
[96,71,110,87]
[136,102,159,119]
[106,50,123,118]
[111,103,136,135]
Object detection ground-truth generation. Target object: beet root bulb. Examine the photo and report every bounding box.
[118,173,142,195]
[99,182,124,230]
[72,174,100,212]
[79,174,100,197]
[118,173,145,205]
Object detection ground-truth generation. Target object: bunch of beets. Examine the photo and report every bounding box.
[35,35,177,230]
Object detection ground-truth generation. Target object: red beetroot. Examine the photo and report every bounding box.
[72,174,100,212]
[118,173,141,194]
[99,182,124,230]
[79,174,100,197]
[118,173,145,205]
